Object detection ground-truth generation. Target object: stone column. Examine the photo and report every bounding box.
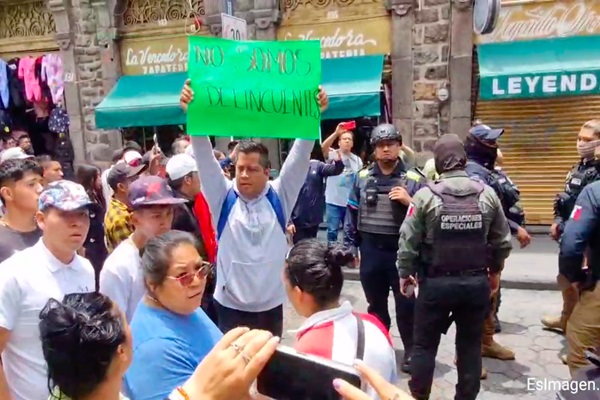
[389,0,415,160]
[66,0,116,163]
[449,0,473,139]
[411,0,451,164]
[92,0,123,159]
[47,0,87,165]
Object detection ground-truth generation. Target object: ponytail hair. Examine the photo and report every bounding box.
[285,239,353,308]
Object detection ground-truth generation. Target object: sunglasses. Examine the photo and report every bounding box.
[167,261,213,287]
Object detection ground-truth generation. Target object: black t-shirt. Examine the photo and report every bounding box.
[0,223,42,263]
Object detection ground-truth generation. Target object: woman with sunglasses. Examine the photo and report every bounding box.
[124,230,221,400]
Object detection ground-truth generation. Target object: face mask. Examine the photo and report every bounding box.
[577,139,600,159]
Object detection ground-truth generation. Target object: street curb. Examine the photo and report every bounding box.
[341,268,559,291]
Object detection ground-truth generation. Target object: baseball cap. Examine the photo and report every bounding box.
[469,124,504,142]
[166,154,198,180]
[123,150,143,167]
[107,162,145,190]
[38,180,92,212]
[1,147,33,163]
[127,175,187,208]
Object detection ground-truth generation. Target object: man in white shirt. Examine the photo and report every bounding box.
[0,180,95,400]
[180,79,329,336]
[100,175,186,322]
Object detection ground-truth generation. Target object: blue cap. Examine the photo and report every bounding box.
[38,180,92,212]
[469,124,504,142]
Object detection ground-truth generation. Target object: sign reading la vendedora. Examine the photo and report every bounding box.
[120,36,190,75]
[480,71,600,100]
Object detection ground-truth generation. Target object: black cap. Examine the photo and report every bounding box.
[107,162,146,190]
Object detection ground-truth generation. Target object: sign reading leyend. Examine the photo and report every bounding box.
[480,72,600,100]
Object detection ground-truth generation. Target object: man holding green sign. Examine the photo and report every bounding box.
[186,35,322,140]
[180,36,328,336]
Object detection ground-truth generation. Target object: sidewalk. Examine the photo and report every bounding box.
[336,233,560,291]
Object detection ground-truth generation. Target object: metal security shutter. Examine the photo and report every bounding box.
[475,97,599,225]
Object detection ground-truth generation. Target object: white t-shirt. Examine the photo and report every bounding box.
[101,166,114,211]
[324,150,363,207]
[99,238,144,322]
[0,239,95,400]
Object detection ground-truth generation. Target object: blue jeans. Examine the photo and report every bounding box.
[326,203,346,243]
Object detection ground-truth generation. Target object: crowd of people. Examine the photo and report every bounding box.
[0,73,597,400]
[0,82,416,400]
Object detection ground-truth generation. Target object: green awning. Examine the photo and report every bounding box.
[321,55,384,120]
[94,56,384,129]
[95,72,187,129]
[478,35,600,101]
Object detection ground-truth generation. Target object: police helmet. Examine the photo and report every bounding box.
[370,123,402,146]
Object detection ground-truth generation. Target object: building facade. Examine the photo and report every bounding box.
[473,0,600,225]
[0,0,475,168]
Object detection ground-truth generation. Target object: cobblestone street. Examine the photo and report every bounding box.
[282,283,571,400]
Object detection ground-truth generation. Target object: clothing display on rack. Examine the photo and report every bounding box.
[0,54,73,172]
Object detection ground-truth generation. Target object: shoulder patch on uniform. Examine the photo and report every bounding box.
[571,205,583,221]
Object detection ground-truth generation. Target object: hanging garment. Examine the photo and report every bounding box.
[42,54,64,106]
[0,60,9,110]
[35,56,52,105]
[6,58,24,109]
[18,57,42,103]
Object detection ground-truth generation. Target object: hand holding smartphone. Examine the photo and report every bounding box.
[341,120,356,131]
[257,345,361,400]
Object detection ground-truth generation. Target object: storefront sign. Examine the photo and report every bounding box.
[480,71,600,100]
[476,0,600,43]
[186,36,321,140]
[121,37,189,75]
[277,17,391,59]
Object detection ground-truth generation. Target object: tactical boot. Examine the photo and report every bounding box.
[561,354,568,365]
[541,315,565,332]
[481,367,488,380]
[542,286,579,333]
[481,340,515,360]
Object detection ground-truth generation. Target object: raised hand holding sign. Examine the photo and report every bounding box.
[186,36,322,140]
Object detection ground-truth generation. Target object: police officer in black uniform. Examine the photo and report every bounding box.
[544,120,600,335]
[343,123,425,373]
[397,134,513,400]
[464,123,529,361]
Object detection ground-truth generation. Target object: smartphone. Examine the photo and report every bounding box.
[257,345,362,400]
[341,120,356,130]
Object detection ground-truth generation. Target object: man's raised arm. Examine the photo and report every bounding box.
[180,79,231,221]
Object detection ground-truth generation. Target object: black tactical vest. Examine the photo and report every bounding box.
[358,173,406,236]
[429,180,487,273]
[566,164,598,197]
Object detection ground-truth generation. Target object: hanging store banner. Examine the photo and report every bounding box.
[476,0,600,44]
[186,36,322,140]
[478,35,600,100]
[120,36,190,75]
[276,17,391,59]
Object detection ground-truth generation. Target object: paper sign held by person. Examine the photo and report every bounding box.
[186,36,321,140]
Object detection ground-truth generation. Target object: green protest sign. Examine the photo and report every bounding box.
[186,36,321,140]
